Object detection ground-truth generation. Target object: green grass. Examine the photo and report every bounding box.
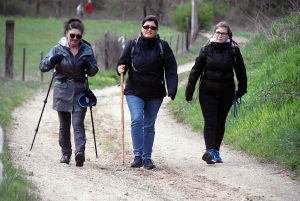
[0,78,41,200]
[169,13,300,176]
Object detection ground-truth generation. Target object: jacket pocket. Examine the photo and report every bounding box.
[53,80,67,99]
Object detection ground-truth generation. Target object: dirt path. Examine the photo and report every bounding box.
[6,35,300,200]
[7,64,300,201]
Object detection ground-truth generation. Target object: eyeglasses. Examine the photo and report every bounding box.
[214,32,228,37]
[69,33,82,39]
[142,25,158,31]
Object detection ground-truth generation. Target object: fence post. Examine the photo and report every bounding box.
[182,33,184,53]
[40,51,43,82]
[104,32,109,70]
[176,35,180,54]
[22,48,26,81]
[5,20,15,79]
[185,17,189,52]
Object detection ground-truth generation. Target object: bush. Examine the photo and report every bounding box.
[170,0,214,32]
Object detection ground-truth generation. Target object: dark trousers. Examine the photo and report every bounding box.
[58,110,86,156]
[199,91,235,150]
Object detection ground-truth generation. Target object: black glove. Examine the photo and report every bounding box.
[81,60,91,70]
[235,90,243,98]
[50,54,63,65]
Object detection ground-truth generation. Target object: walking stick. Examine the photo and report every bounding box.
[30,68,56,151]
[120,72,125,165]
[85,69,98,158]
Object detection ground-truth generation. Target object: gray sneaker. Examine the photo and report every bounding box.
[60,155,71,164]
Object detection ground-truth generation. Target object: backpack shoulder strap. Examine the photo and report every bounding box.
[130,36,139,58]
[158,39,164,59]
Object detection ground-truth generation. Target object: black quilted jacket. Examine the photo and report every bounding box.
[117,34,178,100]
[185,42,247,100]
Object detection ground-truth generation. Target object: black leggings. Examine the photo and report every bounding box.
[199,91,235,150]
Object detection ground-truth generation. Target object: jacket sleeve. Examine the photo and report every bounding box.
[116,40,132,76]
[185,46,206,101]
[233,47,247,96]
[163,41,178,100]
[39,45,59,72]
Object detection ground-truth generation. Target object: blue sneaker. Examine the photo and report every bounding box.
[202,149,215,164]
[130,156,143,168]
[213,150,223,163]
[143,159,155,170]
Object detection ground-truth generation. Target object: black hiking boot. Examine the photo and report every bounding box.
[60,155,71,164]
[143,159,155,170]
[130,156,143,168]
[75,152,85,167]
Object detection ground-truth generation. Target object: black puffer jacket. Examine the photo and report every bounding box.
[117,34,178,99]
[185,42,247,100]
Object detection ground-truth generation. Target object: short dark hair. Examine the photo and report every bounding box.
[142,15,158,28]
[64,18,85,34]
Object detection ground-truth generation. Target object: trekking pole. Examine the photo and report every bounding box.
[85,69,98,158]
[30,67,56,151]
[120,72,125,165]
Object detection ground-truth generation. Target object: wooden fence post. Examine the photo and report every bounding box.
[40,51,43,82]
[22,48,26,81]
[5,20,15,79]
[185,17,189,52]
[104,32,109,70]
[176,34,180,54]
[182,33,184,53]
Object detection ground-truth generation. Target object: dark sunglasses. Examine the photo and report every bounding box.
[142,25,158,31]
[70,33,82,39]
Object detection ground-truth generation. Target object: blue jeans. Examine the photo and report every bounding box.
[125,95,163,159]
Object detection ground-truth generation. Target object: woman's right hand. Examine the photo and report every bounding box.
[118,65,125,74]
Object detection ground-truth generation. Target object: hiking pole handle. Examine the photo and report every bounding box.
[30,67,56,151]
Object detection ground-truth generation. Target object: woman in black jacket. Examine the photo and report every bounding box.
[185,21,247,164]
[117,15,178,169]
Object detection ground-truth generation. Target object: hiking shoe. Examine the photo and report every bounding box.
[143,159,155,170]
[60,155,71,164]
[130,156,143,168]
[202,149,215,164]
[213,150,223,163]
[75,152,85,167]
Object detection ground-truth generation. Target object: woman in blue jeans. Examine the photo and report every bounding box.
[117,15,178,169]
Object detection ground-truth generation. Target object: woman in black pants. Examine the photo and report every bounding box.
[185,21,247,164]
